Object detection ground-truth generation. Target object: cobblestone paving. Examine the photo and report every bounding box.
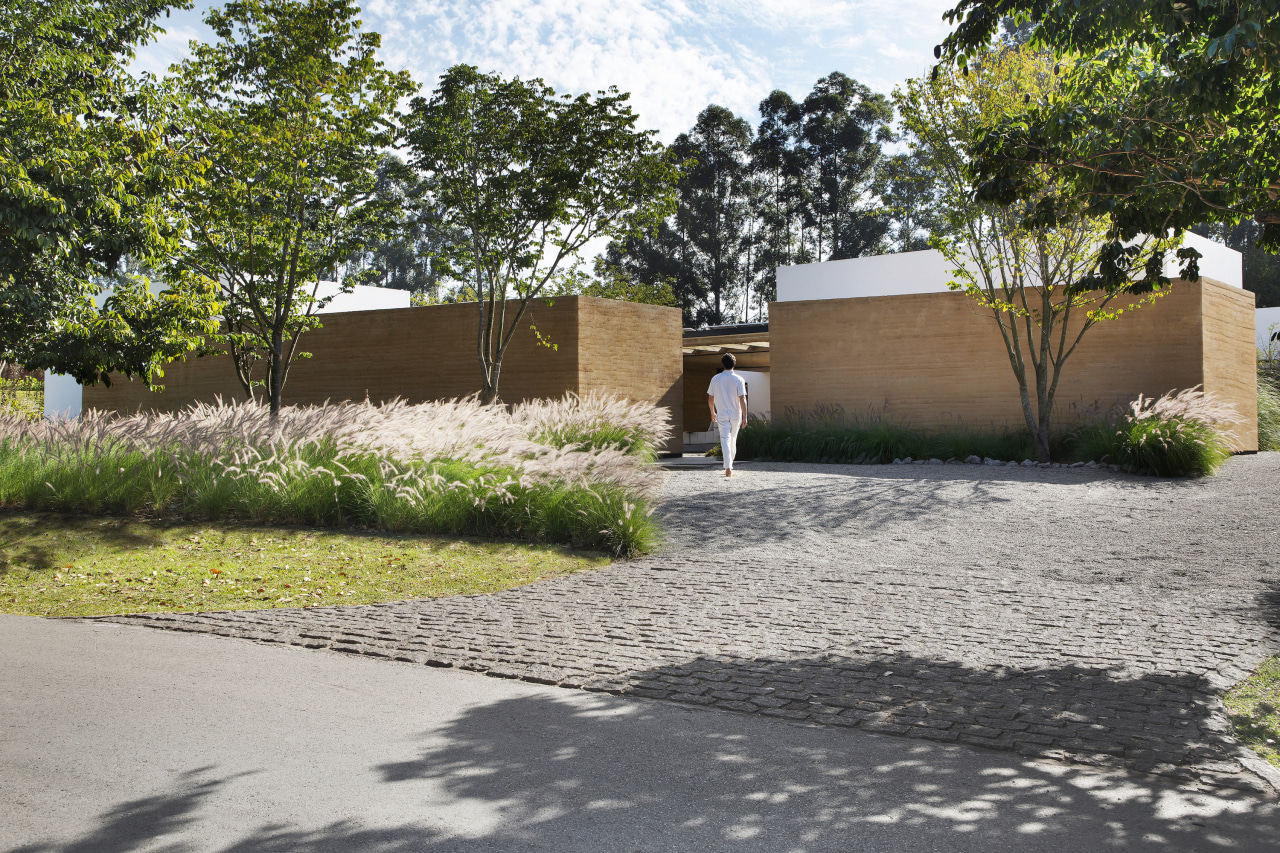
[101,456,1280,795]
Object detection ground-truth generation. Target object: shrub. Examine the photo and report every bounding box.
[736,404,1038,465]
[1110,387,1239,477]
[1259,375,1280,452]
[0,394,669,556]
[0,377,42,421]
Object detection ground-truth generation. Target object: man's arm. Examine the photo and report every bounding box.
[708,394,717,422]
[738,395,748,428]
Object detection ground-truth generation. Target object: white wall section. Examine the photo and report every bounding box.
[776,234,1243,304]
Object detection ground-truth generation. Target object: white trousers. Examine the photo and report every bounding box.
[716,416,741,470]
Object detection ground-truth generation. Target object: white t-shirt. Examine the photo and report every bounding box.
[708,370,747,420]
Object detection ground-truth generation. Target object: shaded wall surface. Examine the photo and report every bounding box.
[84,297,685,454]
[770,279,1258,451]
[682,331,771,434]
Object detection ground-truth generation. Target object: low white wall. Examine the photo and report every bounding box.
[43,284,412,419]
[739,369,770,420]
[42,372,84,419]
[777,232,1242,303]
[1259,306,1280,351]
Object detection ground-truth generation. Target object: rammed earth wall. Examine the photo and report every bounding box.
[769,278,1259,451]
[83,296,685,454]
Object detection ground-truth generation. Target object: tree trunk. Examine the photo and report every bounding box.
[269,325,284,418]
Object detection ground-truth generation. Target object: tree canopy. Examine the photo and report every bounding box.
[172,0,414,414]
[405,64,678,404]
[604,73,895,327]
[938,1,1280,267]
[0,0,220,386]
[899,44,1175,461]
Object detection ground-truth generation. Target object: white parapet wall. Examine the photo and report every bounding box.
[1259,305,1280,352]
[776,232,1242,303]
[44,283,411,419]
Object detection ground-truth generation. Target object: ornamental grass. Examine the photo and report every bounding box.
[1110,386,1241,477]
[0,393,669,556]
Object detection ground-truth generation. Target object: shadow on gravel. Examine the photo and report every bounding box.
[615,651,1271,796]
[14,693,1277,853]
[659,463,1218,554]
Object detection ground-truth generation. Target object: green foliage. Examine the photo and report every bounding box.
[339,155,467,303]
[1108,388,1240,477]
[1110,415,1232,478]
[533,421,658,462]
[735,406,1042,465]
[1225,655,1280,772]
[736,390,1239,478]
[0,397,665,556]
[1258,375,1280,452]
[895,45,1175,463]
[173,0,416,413]
[0,0,221,386]
[404,65,678,404]
[0,378,42,421]
[939,0,1280,262]
[603,74,894,328]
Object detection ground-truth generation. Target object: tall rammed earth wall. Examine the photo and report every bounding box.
[83,296,685,454]
[770,278,1259,451]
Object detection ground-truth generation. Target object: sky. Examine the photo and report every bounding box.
[134,0,957,141]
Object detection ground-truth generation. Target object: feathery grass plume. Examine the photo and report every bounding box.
[1111,386,1240,477]
[515,391,670,461]
[0,394,667,556]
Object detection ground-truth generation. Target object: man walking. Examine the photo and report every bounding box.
[707,353,748,477]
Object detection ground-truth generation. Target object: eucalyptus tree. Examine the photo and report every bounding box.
[938,0,1280,281]
[749,90,811,304]
[879,151,946,252]
[797,72,894,263]
[0,0,220,387]
[173,0,415,414]
[404,65,678,404]
[340,156,466,303]
[671,106,756,326]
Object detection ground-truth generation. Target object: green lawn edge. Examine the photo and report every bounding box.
[0,512,611,618]
[1225,656,1280,772]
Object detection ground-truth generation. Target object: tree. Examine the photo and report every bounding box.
[339,156,467,303]
[601,76,895,328]
[671,106,755,326]
[1193,220,1280,307]
[0,0,220,387]
[404,65,678,404]
[938,0,1280,268]
[796,73,894,263]
[878,151,946,252]
[173,0,414,414]
[549,261,677,307]
[897,45,1174,462]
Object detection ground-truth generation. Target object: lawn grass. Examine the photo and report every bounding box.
[0,512,609,618]
[1224,656,1280,771]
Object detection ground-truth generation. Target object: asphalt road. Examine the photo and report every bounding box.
[2,614,1277,852]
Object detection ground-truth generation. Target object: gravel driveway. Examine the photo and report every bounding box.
[102,454,1280,794]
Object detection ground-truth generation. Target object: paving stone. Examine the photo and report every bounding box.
[97,457,1280,794]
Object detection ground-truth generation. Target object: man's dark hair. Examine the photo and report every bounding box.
[721,353,736,370]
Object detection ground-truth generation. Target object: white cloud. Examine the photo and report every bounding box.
[132,0,956,137]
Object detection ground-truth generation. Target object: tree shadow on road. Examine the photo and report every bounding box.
[10,690,1278,853]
